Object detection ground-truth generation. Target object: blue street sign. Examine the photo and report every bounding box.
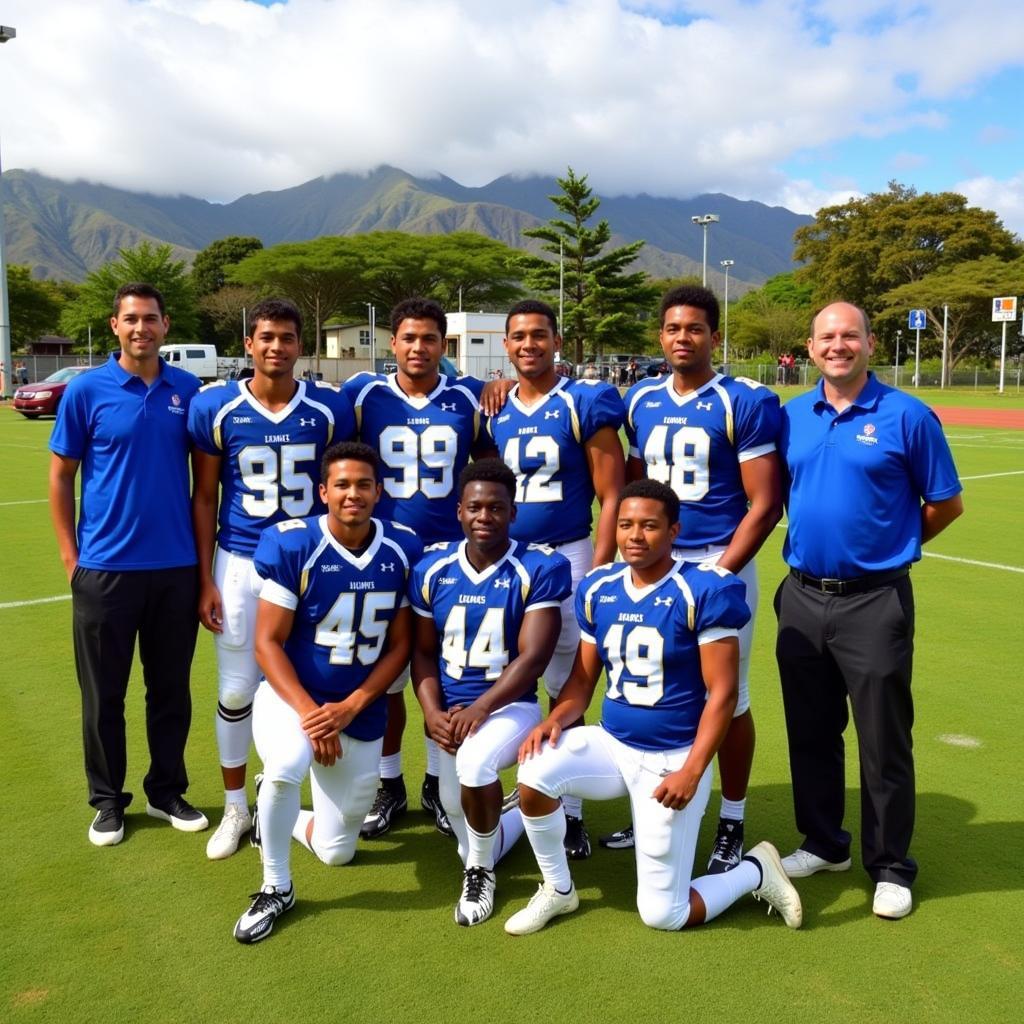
[908,309,927,330]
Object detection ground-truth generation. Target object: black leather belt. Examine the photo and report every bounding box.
[789,566,909,596]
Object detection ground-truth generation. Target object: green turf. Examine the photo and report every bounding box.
[2,404,1021,1024]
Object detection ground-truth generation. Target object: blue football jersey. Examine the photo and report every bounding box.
[343,373,488,542]
[487,377,625,544]
[410,540,572,709]
[253,515,423,741]
[624,374,781,547]
[575,560,750,750]
[188,379,356,557]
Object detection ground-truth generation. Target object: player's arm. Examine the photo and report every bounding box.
[518,640,602,760]
[625,453,646,484]
[254,598,341,766]
[48,454,80,583]
[191,448,224,633]
[411,611,457,753]
[921,494,963,543]
[653,637,739,810]
[302,605,413,740]
[717,451,783,574]
[479,377,514,417]
[450,605,561,744]
[585,426,627,566]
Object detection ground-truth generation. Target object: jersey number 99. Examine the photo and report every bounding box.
[380,425,458,499]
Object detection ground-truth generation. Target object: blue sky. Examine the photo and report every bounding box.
[1,0,1022,232]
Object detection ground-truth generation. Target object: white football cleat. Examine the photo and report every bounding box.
[206,804,253,861]
[505,882,579,935]
[747,841,803,929]
[454,866,496,927]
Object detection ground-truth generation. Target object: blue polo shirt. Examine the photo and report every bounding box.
[780,373,961,578]
[50,353,200,571]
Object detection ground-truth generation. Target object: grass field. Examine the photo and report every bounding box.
[2,398,1021,1024]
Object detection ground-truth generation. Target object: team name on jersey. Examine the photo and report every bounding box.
[350,581,377,590]
[233,416,254,424]
[459,594,487,605]
[265,433,290,443]
[617,612,644,623]
[407,417,430,425]
[437,576,458,584]
[516,426,539,435]
[662,417,688,425]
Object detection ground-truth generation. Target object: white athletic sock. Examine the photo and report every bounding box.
[260,778,300,890]
[493,806,525,864]
[292,810,314,852]
[522,808,572,893]
[224,787,248,811]
[690,860,760,922]
[720,797,746,822]
[379,753,402,780]
[425,738,440,776]
[215,706,253,769]
[466,821,499,871]
[562,794,583,818]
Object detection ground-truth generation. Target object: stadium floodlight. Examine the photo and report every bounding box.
[0,25,16,401]
[720,260,734,368]
[691,213,719,287]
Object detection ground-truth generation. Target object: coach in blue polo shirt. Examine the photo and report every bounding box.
[775,301,962,921]
[50,283,209,847]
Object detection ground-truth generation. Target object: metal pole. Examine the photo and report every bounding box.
[88,325,92,366]
[999,321,1007,394]
[895,330,901,387]
[941,304,949,388]
[0,26,16,399]
[914,328,921,388]
[723,265,729,367]
[559,238,564,332]
[701,225,708,287]
[366,302,376,373]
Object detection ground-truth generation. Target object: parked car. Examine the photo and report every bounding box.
[13,365,94,418]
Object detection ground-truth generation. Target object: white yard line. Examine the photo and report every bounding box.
[921,552,1024,574]
[0,594,71,611]
[959,470,1024,481]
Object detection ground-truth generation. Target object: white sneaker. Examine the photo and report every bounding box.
[454,866,496,927]
[873,882,912,920]
[505,882,579,935]
[781,847,852,878]
[747,841,803,929]
[206,804,253,861]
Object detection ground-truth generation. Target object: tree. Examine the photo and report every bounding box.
[880,254,1024,384]
[60,242,200,344]
[198,284,269,355]
[191,236,264,297]
[726,272,813,358]
[352,232,523,314]
[6,264,62,344]
[228,238,366,364]
[516,168,658,363]
[793,182,1021,319]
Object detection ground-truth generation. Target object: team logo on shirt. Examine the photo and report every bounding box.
[171,394,181,406]
[544,409,560,419]
[696,401,713,411]
[653,596,673,607]
[300,417,316,427]
[441,402,457,411]
[380,562,395,572]
[856,423,879,446]
[167,393,185,415]
[493,578,511,589]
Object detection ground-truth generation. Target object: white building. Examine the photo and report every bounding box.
[322,320,392,362]
[444,312,514,379]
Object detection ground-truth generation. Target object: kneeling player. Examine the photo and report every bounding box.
[410,459,571,926]
[233,442,421,944]
[505,480,801,935]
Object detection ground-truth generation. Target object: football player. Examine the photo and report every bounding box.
[487,299,626,859]
[343,297,503,840]
[505,480,801,935]
[233,442,421,943]
[603,285,782,870]
[189,298,356,860]
[410,459,571,926]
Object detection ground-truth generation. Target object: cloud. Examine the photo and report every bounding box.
[956,174,1024,237]
[977,124,1015,146]
[0,0,1021,219]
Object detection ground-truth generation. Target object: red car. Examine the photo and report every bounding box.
[13,365,94,418]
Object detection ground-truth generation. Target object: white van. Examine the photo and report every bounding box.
[161,344,218,382]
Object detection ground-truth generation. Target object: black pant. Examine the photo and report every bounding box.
[71,565,199,811]
[774,572,917,887]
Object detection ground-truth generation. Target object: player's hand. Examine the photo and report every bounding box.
[652,767,700,810]
[198,579,224,634]
[424,707,458,754]
[518,719,562,762]
[479,377,514,416]
[311,732,342,767]
[450,704,488,744]
[301,701,355,740]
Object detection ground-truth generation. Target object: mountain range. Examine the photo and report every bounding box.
[1,166,811,292]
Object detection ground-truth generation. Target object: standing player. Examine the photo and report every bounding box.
[605,285,782,871]
[487,299,626,858]
[233,442,421,943]
[343,297,500,840]
[505,480,801,935]
[410,460,571,926]
[189,298,355,860]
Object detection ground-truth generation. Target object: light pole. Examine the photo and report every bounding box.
[0,25,17,400]
[691,213,719,287]
[894,329,902,387]
[720,259,734,369]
